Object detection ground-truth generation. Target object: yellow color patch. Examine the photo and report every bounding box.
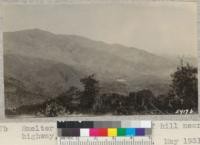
[108,128,117,137]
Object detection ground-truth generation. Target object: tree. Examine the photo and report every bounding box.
[127,92,137,113]
[44,100,65,117]
[57,86,81,114]
[169,62,198,111]
[92,94,110,114]
[80,74,99,112]
[135,89,155,112]
[109,93,129,115]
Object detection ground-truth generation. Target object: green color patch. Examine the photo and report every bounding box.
[117,128,126,136]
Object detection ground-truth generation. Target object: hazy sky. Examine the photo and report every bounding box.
[2,2,197,57]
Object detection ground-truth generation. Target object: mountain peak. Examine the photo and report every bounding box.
[26,28,47,33]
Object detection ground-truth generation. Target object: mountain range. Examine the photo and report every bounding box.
[3,29,196,109]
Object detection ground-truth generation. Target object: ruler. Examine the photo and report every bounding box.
[58,137,153,145]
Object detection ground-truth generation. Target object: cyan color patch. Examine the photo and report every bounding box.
[125,128,136,136]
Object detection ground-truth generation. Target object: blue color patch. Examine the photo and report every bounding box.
[136,128,145,136]
[125,128,136,136]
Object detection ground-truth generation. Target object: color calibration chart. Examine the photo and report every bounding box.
[57,121,152,145]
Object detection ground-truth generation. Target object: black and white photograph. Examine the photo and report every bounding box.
[3,2,198,117]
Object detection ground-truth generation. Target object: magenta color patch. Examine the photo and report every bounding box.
[89,128,98,136]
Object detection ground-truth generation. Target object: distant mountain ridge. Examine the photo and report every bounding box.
[4,29,194,109]
[4,29,176,78]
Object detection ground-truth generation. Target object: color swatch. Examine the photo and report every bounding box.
[57,121,151,128]
[57,121,152,137]
[58,128,151,137]
[126,128,136,136]
[108,128,117,137]
[117,128,126,136]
